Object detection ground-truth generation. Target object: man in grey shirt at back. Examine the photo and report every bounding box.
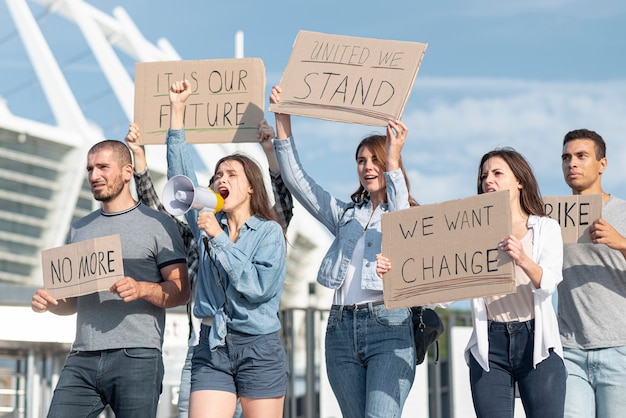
[558,129,626,418]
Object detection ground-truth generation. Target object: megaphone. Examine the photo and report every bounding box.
[163,175,224,216]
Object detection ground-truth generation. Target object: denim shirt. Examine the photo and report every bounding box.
[167,129,287,350]
[274,136,410,290]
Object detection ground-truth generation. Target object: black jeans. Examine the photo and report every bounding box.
[469,320,566,418]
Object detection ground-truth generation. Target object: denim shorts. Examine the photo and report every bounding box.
[191,325,289,398]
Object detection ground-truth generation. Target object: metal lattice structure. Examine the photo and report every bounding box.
[1,0,185,285]
[0,2,335,416]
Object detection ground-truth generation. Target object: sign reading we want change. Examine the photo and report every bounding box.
[269,30,428,126]
[134,58,265,144]
[40,235,124,299]
[381,191,515,308]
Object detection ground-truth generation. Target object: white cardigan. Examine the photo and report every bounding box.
[464,215,564,371]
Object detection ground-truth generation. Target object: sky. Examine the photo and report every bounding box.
[1,0,625,312]
[1,0,625,206]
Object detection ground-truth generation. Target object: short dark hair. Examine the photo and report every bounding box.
[88,139,132,167]
[563,129,606,160]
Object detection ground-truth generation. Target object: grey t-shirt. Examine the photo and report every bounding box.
[558,195,626,349]
[67,202,186,351]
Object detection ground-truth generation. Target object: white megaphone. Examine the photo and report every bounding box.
[162,175,224,216]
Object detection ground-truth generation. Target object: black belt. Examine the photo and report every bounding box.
[331,301,385,311]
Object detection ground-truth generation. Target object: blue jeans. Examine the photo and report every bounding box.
[469,320,566,418]
[325,303,415,418]
[47,348,164,418]
[563,346,626,418]
[177,346,193,418]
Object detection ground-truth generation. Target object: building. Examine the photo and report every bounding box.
[0,1,334,416]
[1,2,497,418]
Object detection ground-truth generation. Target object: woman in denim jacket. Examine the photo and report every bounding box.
[167,80,289,418]
[465,148,566,418]
[270,86,419,417]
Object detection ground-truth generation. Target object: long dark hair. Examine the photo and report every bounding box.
[350,134,418,206]
[213,153,284,232]
[477,148,545,216]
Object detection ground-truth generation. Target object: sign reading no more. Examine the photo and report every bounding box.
[41,234,124,299]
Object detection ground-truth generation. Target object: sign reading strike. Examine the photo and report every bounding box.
[41,235,124,299]
[381,191,515,308]
[134,58,266,144]
[543,194,602,243]
[269,30,428,126]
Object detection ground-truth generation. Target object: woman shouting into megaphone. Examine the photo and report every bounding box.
[166,79,289,418]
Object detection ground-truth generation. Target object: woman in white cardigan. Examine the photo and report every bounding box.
[465,148,566,418]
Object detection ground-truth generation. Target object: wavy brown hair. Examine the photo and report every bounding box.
[477,147,545,216]
[350,134,418,206]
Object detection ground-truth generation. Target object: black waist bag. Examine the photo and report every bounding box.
[411,306,444,365]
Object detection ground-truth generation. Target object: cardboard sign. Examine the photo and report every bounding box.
[269,30,427,126]
[41,234,124,299]
[134,58,266,144]
[381,191,515,308]
[543,194,602,243]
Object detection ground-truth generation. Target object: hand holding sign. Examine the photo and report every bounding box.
[40,234,124,300]
[31,288,60,313]
[376,253,392,278]
[134,58,266,144]
[590,218,625,249]
[381,191,515,308]
[386,119,408,171]
[269,31,427,126]
[543,194,602,243]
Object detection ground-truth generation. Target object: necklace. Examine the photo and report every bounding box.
[364,207,376,231]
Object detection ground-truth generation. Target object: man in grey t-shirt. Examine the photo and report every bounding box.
[558,129,626,418]
[31,140,189,418]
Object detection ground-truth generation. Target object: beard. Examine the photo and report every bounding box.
[91,178,125,203]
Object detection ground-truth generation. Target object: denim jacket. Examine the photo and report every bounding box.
[274,136,410,290]
[167,129,287,350]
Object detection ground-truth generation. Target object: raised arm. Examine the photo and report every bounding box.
[270,86,292,140]
[170,80,192,130]
[258,118,293,228]
[125,122,161,210]
[125,122,147,173]
[258,119,280,173]
[386,120,408,172]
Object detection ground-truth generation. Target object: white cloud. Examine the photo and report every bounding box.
[301,78,626,205]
